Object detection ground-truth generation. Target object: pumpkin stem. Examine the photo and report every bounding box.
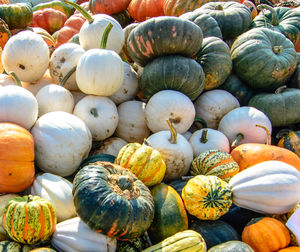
[60,66,77,87]
[272,45,283,54]
[90,108,98,117]
[200,129,208,143]
[117,175,133,191]
[63,0,94,24]
[167,119,177,144]
[275,128,292,139]
[100,22,113,49]
[194,117,207,129]
[215,4,223,10]
[7,71,22,87]
[231,133,244,149]
[255,124,271,145]
[257,4,279,26]
[275,85,287,94]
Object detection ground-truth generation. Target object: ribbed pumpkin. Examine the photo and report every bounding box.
[182,175,232,220]
[128,0,164,22]
[89,0,131,15]
[2,195,57,245]
[277,129,300,157]
[127,16,203,67]
[242,217,291,252]
[191,150,240,182]
[208,240,254,252]
[72,161,154,241]
[114,142,167,187]
[0,18,10,49]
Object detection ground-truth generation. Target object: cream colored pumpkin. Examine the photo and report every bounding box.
[31,111,92,177]
[116,100,150,144]
[36,84,75,117]
[145,90,196,134]
[182,131,192,140]
[0,74,17,86]
[0,85,38,130]
[76,49,124,96]
[90,136,128,157]
[2,31,49,82]
[49,43,85,91]
[71,90,87,105]
[30,172,76,222]
[194,89,240,129]
[73,95,119,141]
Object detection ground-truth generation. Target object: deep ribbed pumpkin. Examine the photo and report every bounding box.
[72,161,154,241]
[127,16,203,67]
[128,0,164,22]
[2,195,57,245]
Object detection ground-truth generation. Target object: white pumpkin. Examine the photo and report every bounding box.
[194,89,240,129]
[36,84,75,117]
[49,43,85,91]
[0,85,38,130]
[145,90,196,134]
[31,111,92,177]
[0,74,17,86]
[109,62,139,105]
[71,90,87,105]
[79,14,124,53]
[91,137,128,157]
[2,30,49,82]
[51,217,117,252]
[218,106,272,146]
[116,100,150,143]
[182,131,192,140]
[30,173,76,222]
[189,128,230,157]
[73,95,118,141]
[76,49,124,96]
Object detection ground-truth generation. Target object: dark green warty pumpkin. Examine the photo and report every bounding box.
[72,161,155,241]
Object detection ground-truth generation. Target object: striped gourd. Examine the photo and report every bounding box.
[0,241,32,252]
[182,175,232,220]
[191,149,240,182]
[115,142,166,187]
[2,195,57,245]
[142,230,206,252]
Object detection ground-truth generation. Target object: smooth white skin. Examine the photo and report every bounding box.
[92,137,128,157]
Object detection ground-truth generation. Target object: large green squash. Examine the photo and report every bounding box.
[195,36,232,90]
[72,161,155,241]
[139,55,205,101]
[208,240,254,252]
[148,183,188,244]
[127,16,203,66]
[248,87,300,127]
[231,27,298,91]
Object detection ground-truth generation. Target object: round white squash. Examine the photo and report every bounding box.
[145,90,196,134]
[0,74,17,86]
[0,85,38,130]
[31,111,92,177]
[2,30,49,82]
[91,137,128,157]
[73,95,119,141]
[116,100,150,144]
[71,90,87,105]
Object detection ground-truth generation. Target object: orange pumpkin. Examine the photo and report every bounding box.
[242,217,291,252]
[241,0,257,19]
[278,247,300,252]
[0,123,35,193]
[0,18,11,49]
[128,0,165,22]
[89,0,131,15]
[0,0,9,4]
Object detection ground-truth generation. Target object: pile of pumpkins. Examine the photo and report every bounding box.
[0,0,299,251]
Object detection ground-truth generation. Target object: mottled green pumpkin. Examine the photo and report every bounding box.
[127,16,203,66]
[208,240,254,252]
[72,161,154,241]
[248,87,300,126]
[195,36,232,90]
[231,27,298,91]
[148,183,188,244]
[191,150,240,182]
[139,55,205,101]
[277,129,300,157]
[0,241,32,252]
[182,175,232,220]
[2,195,57,245]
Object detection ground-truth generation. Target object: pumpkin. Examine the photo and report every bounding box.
[128,0,164,22]
[110,10,134,28]
[208,240,254,252]
[182,175,232,220]
[277,129,300,157]
[3,195,57,244]
[229,160,300,214]
[90,136,128,157]
[143,230,207,252]
[72,162,154,240]
[242,217,291,252]
[278,248,300,252]
[116,234,151,252]
[32,0,74,18]
[89,0,131,15]
[248,87,300,127]
[121,22,139,63]
[241,0,257,19]
[29,27,56,55]
[0,18,10,49]
[30,248,57,252]
[289,55,299,88]
[168,177,189,197]
[191,150,240,182]
[231,27,298,91]
[139,55,205,101]
[195,37,232,90]
[127,16,203,67]
[115,142,166,187]
[0,241,32,251]
[148,183,188,243]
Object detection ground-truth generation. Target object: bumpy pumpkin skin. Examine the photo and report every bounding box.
[277,130,300,157]
[182,175,232,220]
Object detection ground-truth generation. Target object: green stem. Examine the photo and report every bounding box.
[90,108,98,117]
[167,119,177,144]
[194,117,207,129]
[8,71,22,87]
[200,129,208,143]
[275,85,287,94]
[100,22,113,49]
[60,66,76,87]
[231,133,244,149]
[257,4,279,26]
[63,0,94,24]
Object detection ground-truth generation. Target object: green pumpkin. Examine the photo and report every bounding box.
[231,27,298,91]
[0,3,33,29]
[32,1,74,17]
[139,55,205,101]
[121,22,139,62]
[208,240,254,252]
[80,153,116,168]
[195,36,232,90]
[72,161,154,241]
[198,1,252,40]
[251,5,300,45]
[127,16,203,66]
[148,183,188,244]
[0,241,32,252]
[248,87,300,127]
